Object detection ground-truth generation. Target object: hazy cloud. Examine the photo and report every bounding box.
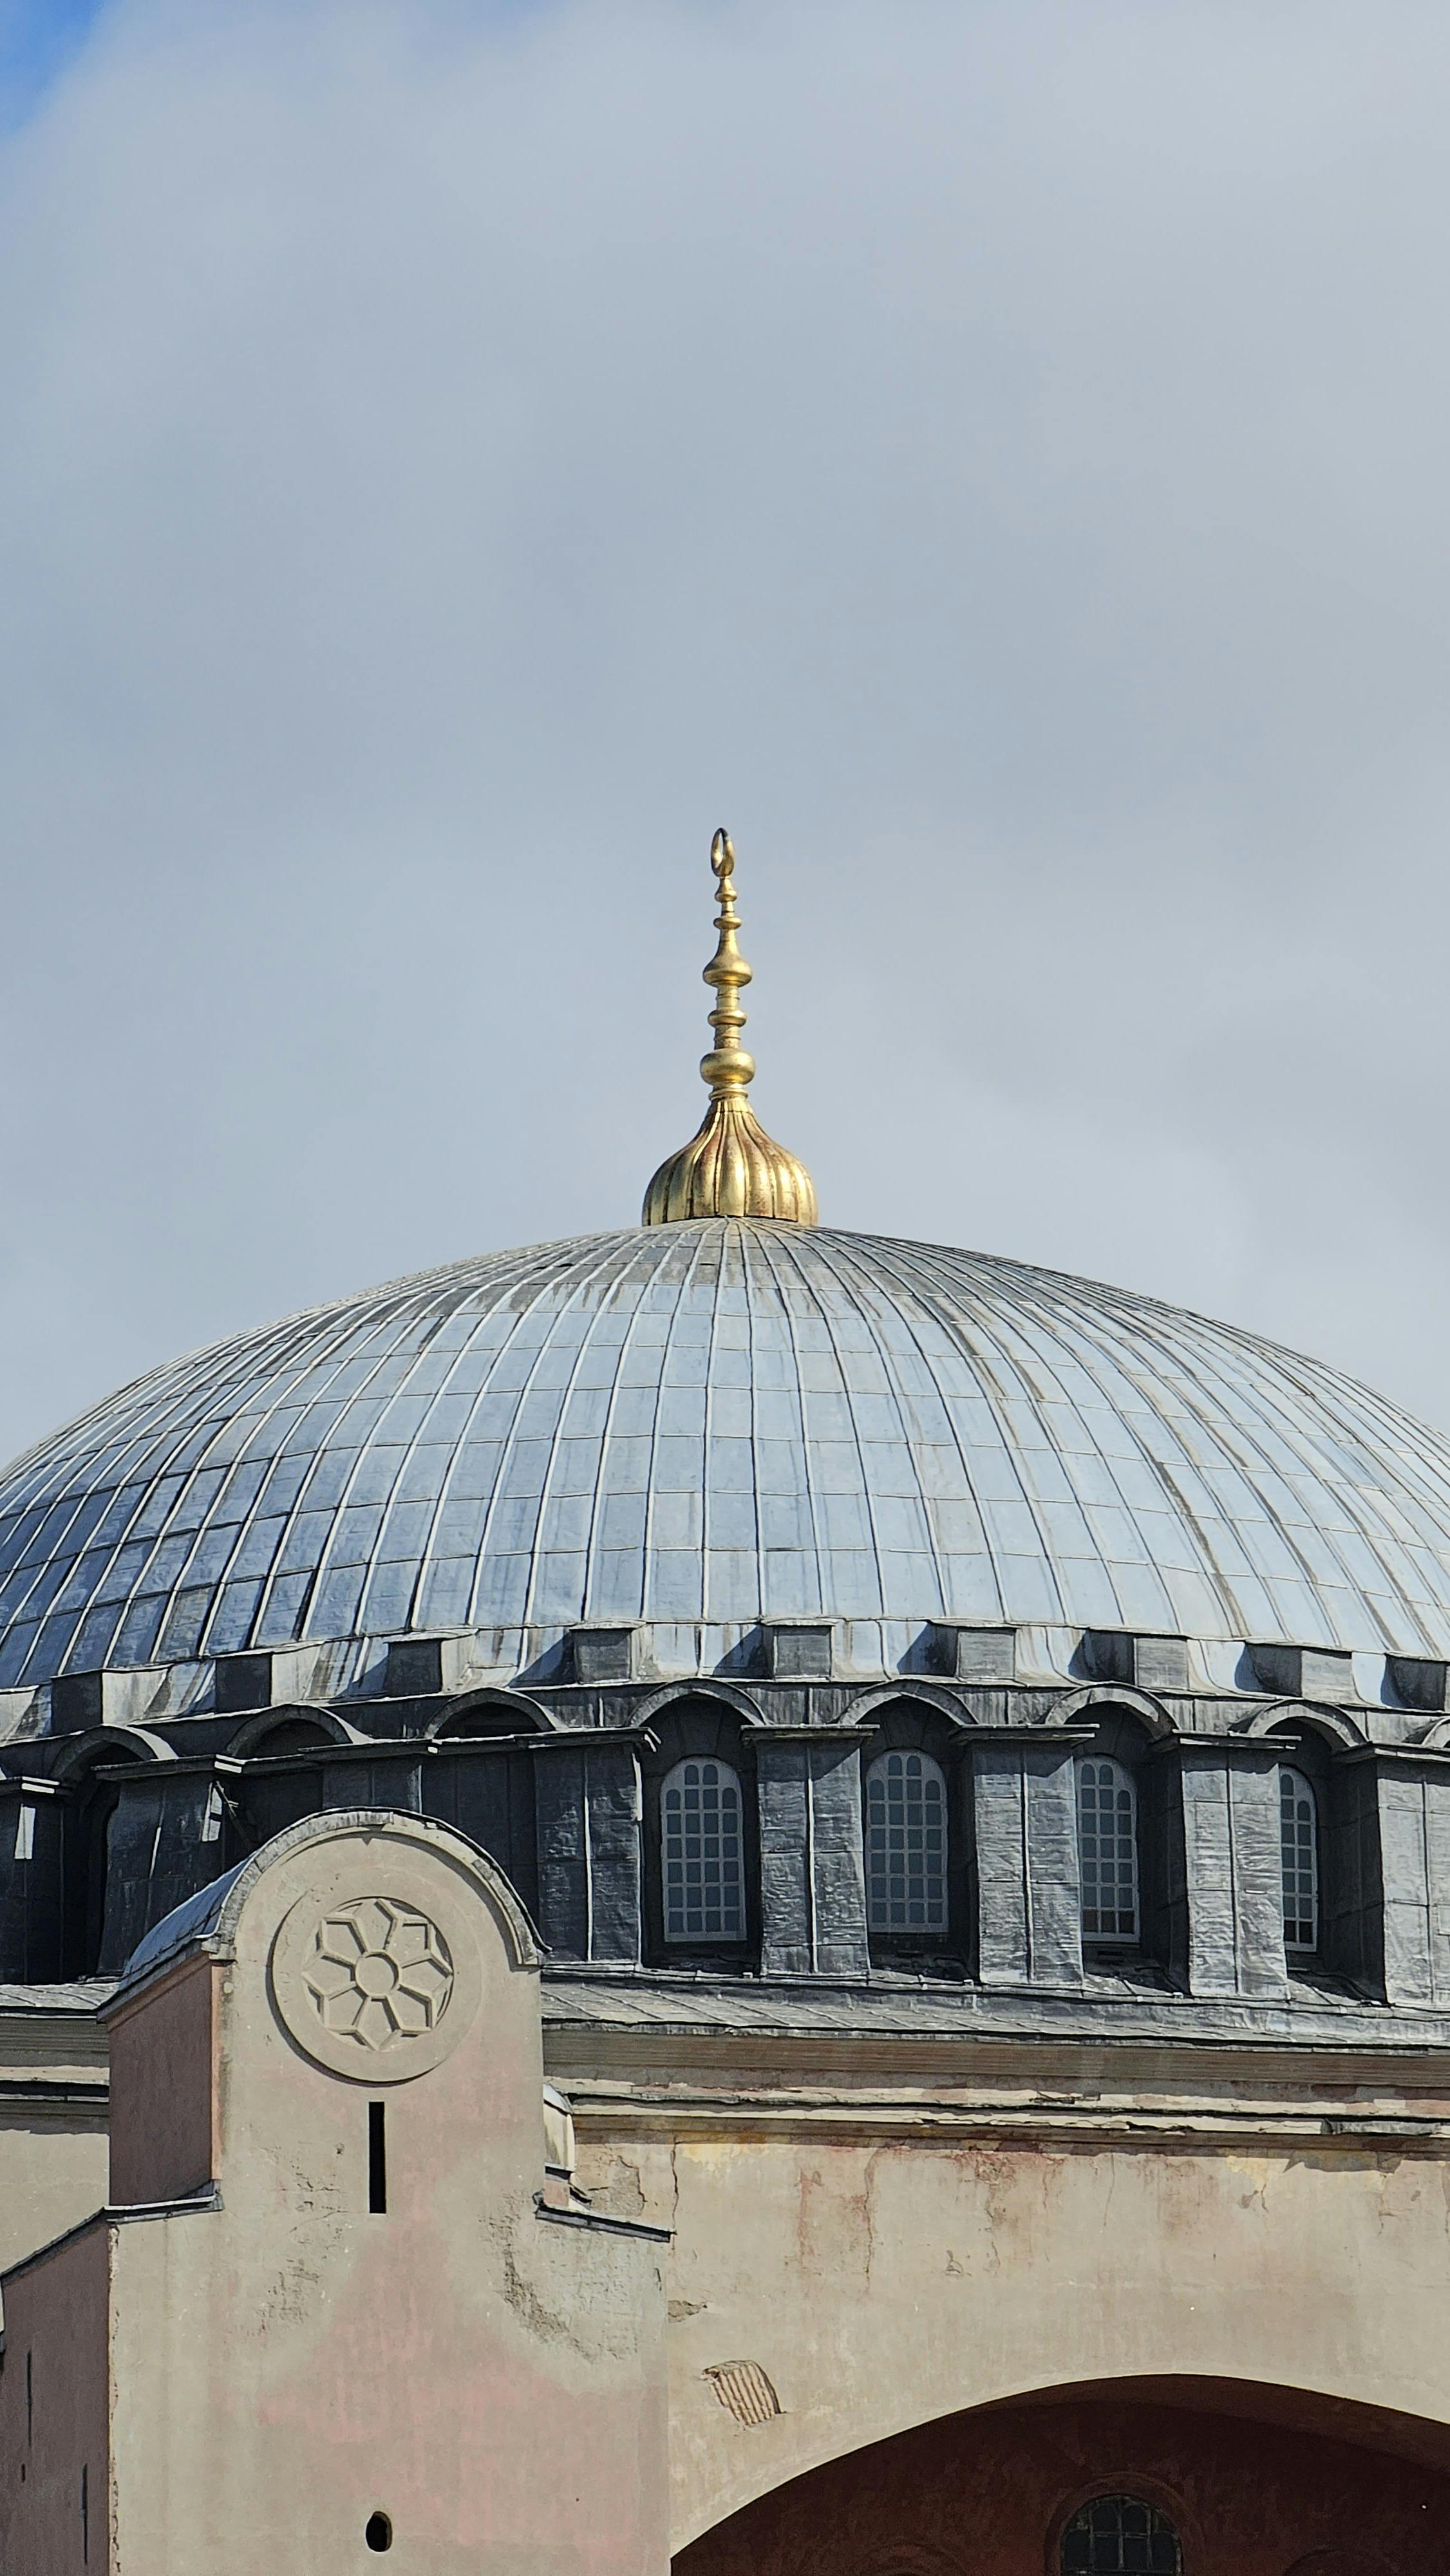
[3,0,1450,1457]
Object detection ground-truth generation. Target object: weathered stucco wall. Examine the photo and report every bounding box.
[569,2083,1450,2551]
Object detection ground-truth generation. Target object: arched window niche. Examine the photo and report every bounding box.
[236,1716,334,1847]
[60,1741,149,1978]
[640,1698,758,1971]
[422,1703,542,1922]
[862,1701,971,1977]
[1074,1711,1169,1975]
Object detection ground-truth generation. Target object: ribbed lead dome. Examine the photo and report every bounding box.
[4,1219,1450,1691]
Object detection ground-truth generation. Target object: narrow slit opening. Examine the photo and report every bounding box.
[368,2101,387,2213]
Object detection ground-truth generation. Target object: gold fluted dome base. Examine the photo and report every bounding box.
[643,1094,818,1227]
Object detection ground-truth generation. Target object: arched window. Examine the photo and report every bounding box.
[1077,1756,1139,1942]
[661,1759,744,1943]
[1279,1764,1319,1953]
[865,1749,947,1932]
[1061,2495,1182,2575]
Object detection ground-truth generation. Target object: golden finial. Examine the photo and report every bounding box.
[642,829,817,1227]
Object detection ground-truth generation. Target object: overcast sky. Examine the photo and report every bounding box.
[1,0,1449,1463]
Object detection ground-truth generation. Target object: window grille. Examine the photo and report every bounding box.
[1279,1764,1319,1952]
[865,1750,947,1932]
[662,1759,744,1942]
[1078,1756,1139,1941]
[1061,2495,1182,2575]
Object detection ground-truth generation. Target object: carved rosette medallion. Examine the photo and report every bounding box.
[305,1897,454,2050]
[270,1878,479,2081]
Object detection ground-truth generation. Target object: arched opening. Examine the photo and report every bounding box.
[60,1745,146,1977]
[673,2382,1450,2576]
[237,1717,334,1845]
[431,1701,545,1740]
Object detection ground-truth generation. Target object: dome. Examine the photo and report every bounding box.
[4,1217,1450,1698]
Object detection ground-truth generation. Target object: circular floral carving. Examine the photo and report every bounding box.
[302,1896,454,2054]
[269,1866,481,2081]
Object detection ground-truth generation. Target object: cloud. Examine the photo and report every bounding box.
[2,0,1449,1457]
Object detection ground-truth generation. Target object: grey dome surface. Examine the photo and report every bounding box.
[5,1217,1450,1692]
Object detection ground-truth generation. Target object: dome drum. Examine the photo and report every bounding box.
[8,1627,1450,2035]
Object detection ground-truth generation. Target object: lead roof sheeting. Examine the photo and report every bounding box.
[4,1220,1450,1687]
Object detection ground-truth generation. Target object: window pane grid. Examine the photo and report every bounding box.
[865,1749,947,1931]
[663,1759,744,1942]
[1279,1765,1319,1952]
[1061,2495,1182,2575]
[1078,1757,1138,1940]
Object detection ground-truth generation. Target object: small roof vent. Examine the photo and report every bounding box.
[50,1671,104,1732]
[569,1625,638,1685]
[383,1639,444,1697]
[930,1624,1016,1683]
[762,1620,834,1681]
[1078,1632,1190,1692]
[214,1653,273,1714]
[1245,1642,1355,1702]
[1386,1654,1448,1712]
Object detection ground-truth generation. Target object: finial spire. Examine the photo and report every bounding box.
[642,829,817,1227]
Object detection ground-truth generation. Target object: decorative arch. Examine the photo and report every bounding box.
[847,1681,974,1729]
[635,1677,766,1731]
[427,1689,553,1740]
[1239,1700,1367,1749]
[226,1705,366,1757]
[1054,1685,1176,1738]
[52,1724,173,1781]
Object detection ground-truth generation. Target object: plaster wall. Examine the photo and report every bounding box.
[101,1819,669,2576]
[0,2111,106,2271]
[572,2123,1450,2550]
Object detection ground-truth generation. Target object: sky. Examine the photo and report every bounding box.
[2,0,1450,1464]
